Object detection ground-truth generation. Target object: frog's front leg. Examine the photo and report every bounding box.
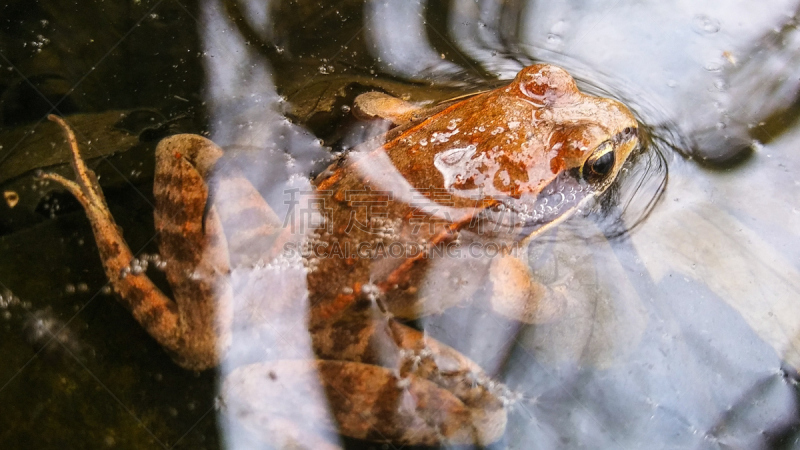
[42,115,232,370]
[488,244,567,324]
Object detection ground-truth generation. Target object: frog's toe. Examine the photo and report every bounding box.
[223,359,506,446]
[488,251,566,324]
[41,115,114,219]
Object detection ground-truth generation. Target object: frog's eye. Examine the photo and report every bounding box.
[581,141,615,181]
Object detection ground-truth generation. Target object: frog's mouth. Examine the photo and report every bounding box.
[477,171,596,240]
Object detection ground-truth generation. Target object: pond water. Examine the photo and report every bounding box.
[1,0,799,449]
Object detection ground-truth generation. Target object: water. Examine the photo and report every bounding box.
[1,0,799,449]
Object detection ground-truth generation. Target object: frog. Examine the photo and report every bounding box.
[41,64,639,448]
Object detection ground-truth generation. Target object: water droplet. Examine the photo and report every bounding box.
[693,14,720,34]
[547,33,561,43]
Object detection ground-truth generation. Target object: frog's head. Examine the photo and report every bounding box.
[514,64,639,191]
[456,64,640,238]
[355,63,639,241]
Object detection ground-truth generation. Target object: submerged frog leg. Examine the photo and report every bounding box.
[42,117,232,370]
[223,313,507,446]
[224,356,505,447]
[152,134,234,370]
[488,246,565,324]
[41,115,186,364]
[305,317,507,445]
[154,134,286,366]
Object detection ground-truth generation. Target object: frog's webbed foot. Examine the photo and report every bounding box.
[488,248,566,324]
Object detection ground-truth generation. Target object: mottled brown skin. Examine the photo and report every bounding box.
[44,64,639,447]
[307,65,639,325]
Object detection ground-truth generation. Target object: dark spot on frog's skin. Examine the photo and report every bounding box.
[365,379,407,442]
[137,306,162,332]
[321,364,361,406]
[123,286,146,309]
[493,154,529,196]
[350,296,375,312]
[124,288,176,331]
[155,194,189,223]
[153,172,174,191]
[100,242,121,259]
[160,230,202,265]
[318,319,371,359]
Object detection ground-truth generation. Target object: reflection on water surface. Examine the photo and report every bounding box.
[1,0,799,449]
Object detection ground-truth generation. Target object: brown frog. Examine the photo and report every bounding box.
[43,64,639,448]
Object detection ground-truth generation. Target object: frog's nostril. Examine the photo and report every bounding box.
[614,126,638,144]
